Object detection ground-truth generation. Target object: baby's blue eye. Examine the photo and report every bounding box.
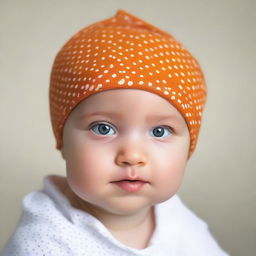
[91,123,116,135]
[150,126,172,138]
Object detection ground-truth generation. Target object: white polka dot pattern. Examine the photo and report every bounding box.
[1,175,229,255]
[49,9,207,157]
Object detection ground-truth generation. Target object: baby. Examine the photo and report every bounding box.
[1,9,229,256]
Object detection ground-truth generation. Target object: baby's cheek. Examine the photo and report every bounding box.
[66,170,94,201]
[66,156,102,191]
[153,165,185,200]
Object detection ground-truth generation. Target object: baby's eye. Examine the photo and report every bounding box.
[90,123,116,135]
[150,126,172,138]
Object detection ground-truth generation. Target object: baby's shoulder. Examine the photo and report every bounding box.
[159,195,229,255]
[1,189,74,256]
[160,194,208,228]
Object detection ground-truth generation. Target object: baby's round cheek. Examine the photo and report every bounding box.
[154,174,184,200]
[66,169,93,195]
[154,156,186,183]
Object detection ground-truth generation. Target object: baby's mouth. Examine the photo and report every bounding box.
[111,179,149,192]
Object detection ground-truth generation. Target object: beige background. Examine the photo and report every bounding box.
[0,0,255,255]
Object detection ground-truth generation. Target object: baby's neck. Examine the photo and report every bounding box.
[106,206,155,249]
[90,204,156,249]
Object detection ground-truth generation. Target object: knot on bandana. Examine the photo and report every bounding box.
[49,9,207,157]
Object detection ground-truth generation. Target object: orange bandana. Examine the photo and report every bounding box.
[49,9,207,157]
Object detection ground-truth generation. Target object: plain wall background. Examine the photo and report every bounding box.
[0,0,255,255]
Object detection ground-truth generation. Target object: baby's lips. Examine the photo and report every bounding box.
[112,179,148,183]
[111,179,148,193]
[110,175,150,184]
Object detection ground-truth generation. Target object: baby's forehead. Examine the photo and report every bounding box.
[74,89,176,110]
[72,89,186,124]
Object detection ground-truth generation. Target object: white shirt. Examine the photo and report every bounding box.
[1,175,229,256]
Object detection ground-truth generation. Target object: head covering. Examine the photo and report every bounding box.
[49,9,207,157]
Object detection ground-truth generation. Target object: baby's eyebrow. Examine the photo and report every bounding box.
[78,111,183,122]
[146,115,183,123]
[78,111,122,120]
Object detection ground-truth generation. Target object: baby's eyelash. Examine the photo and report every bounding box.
[89,122,174,138]
[166,126,175,134]
[150,126,174,138]
[89,122,116,135]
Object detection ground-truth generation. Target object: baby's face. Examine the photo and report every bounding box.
[61,89,190,215]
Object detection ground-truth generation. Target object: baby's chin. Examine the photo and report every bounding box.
[71,193,153,216]
[69,190,174,218]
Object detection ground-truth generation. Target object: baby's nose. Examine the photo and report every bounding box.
[115,147,147,167]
